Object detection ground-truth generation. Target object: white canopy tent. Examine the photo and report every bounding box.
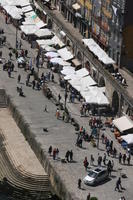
[23,18,35,25]
[35,21,47,28]
[20,24,39,35]
[3,5,23,19]
[50,57,71,66]
[82,38,115,65]
[25,11,36,17]
[36,39,55,46]
[41,45,56,52]
[45,51,59,58]
[76,68,89,77]
[51,35,65,48]
[57,47,74,61]
[23,17,47,28]
[64,68,89,80]
[1,0,30,6]
[81,86,109,105]
[121,134,133,145]
[21,5,33,13]
[61,66,75,75]
[113,116,133,133]
[0,0,8,6]
[35,29,52,38]
[69,76,97,92]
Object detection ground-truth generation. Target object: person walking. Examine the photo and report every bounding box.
[48,146,52,156]
[56,148,59,159]
[53,148,57,160]
[78,178,81,189]
[56,108,60,119]
[58,93,61,102]
[51,73,54,82]
[127,153,131,165]
[83,157,89,171]
[123,154,126,164]
[32,80,36,89]
[107,160,112,176]
[97,154,102,167]
[17,74,21,83]
[113,147,117,158]
[15,50,18,59]
[115,177,122,192]
[86,193,90,200]
[90,154,94,165]
[70,150,73,162]
[9,52,12,60]
[44,105,48,112]
[103,153,107,165]
[119,152,122,164]
[65,150,70,162]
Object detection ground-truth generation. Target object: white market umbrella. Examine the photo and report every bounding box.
[45,52,59,58]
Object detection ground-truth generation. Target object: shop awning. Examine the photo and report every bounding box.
[69,76,97,92]
[82,38,115,65]
[113,116,133,133]
[72,3,80,10]
[41,45,56,52]
[64,68,89,80]
[35,29,52,38]
[36,39,55,46]
[52,35,65,48]
[80,86,109,105]
[50,57,71,66]
[57,47,74,61]
[61,66,75,75]
[72,58,81,67]
[121,134,133,145]
[20,24,39,35]
[35,21,47,28]
[45,51,59,58]
[3,5,23,19]
[21,5,33,13]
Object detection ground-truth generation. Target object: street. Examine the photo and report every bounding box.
[0,8,133,200]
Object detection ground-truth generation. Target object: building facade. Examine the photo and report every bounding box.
[60,0,133,72]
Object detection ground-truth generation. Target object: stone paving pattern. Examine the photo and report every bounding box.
[0,10,133,200]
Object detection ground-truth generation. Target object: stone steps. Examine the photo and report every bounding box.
[0,132,52,199]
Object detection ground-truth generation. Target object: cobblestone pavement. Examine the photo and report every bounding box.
[0,11,133,200]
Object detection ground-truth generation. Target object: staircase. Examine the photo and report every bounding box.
[0,89,7,108]
[0,133,52,200]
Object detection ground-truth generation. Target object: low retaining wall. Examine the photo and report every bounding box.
[6,93,79,200]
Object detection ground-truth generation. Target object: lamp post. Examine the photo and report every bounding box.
[97,108,101,149]
[64,81,68,110]
[15,27,18,49]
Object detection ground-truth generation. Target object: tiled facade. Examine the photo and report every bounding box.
[59,0,133,72]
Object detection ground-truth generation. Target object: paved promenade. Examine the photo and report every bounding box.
[0,11,133,200]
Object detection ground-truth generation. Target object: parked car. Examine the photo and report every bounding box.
[83,168,108,186]
[127,146,133,155]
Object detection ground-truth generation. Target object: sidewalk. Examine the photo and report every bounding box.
[0,11,132,200]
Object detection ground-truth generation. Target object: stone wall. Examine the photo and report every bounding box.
[6,93,79,200]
